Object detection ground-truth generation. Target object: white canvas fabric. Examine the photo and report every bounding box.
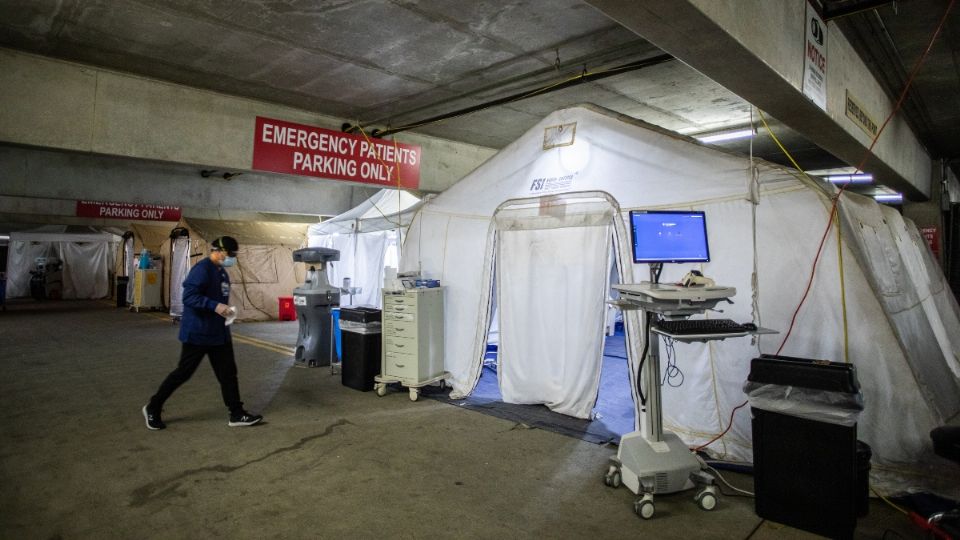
[399,105,960,465]
[495,195,615,418]
[6,226,117,299]
[5,240,56,298]
[314,230,393,307]
[59,240,110,299]
[308,189,420,307]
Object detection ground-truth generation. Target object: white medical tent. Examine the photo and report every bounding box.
[308,189,421,307]
[6,225,119,299]
[400,105,960,466]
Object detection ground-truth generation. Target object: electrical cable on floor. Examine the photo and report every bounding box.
[744,519,765,540]
[871,486,910,515]
[705,465,754,497]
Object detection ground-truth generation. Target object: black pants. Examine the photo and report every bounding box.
[149,341,243,415]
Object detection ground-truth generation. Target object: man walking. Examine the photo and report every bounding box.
[143,236,263,430]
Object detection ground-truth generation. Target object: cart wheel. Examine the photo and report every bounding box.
[696,492,716,511]
[376,383,387,397]
[603,465,621,488]
[634,497,655,519]
[409,388,419,401]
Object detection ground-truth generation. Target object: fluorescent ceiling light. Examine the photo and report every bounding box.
[826,174,873,183]
[696,129,754,143]
[874,193,903,203]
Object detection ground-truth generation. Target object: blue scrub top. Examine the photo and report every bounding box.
[178,257,232,346]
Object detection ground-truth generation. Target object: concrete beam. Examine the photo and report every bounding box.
[587,0,932,200]
[0,144,377,222]
[0,48,495,193]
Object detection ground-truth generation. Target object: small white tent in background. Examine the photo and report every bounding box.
[400,105,960,466]
[308,189,422,307]
[5,225,119,299]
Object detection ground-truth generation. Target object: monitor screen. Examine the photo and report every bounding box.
[629,210,710,264]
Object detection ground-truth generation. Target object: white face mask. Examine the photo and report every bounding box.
[221,256,237,267]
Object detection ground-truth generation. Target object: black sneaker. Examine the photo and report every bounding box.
[142,405,166,430]
[228,412,263,427]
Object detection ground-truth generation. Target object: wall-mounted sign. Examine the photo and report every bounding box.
[252,116,421,189]
[802,1,828,110]
[76,200,181,221]
[920,226,940,260]
[844,89,878,139]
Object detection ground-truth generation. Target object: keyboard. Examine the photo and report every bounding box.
[654,318,749,335]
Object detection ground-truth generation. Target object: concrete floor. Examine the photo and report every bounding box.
[0,300,921,539]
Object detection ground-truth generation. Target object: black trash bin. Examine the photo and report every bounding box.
[116,276,129,308]
[339,307,382,391]
[745,354,866,540]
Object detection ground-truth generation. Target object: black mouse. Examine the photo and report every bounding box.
[742,323,757,331]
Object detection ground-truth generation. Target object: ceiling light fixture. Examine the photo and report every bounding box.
[695,129,755,144]
[826,174,873,183]
[874,193,903,203]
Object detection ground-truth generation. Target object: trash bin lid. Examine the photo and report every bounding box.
[748,354,860,394]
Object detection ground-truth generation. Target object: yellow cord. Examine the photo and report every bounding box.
[756,110,815,183]
[871,486,909,515]
[757,108,850,363]
[352,124,406,229]
[835,212,849,363]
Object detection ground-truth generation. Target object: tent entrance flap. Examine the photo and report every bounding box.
[494,192,618,419]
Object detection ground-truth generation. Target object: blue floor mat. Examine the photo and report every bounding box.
[428,329,635,445]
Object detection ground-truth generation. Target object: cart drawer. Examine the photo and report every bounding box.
[384,351,417,379]
[384,334,416,352]
[384,294,417,308]
[383,311,415,323]
[383,319,417,337]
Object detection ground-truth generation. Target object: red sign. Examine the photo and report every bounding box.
[252,116,420,189]
[76,200,182,222]
[920,226,940,259]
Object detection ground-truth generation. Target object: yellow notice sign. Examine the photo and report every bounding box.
[845,90,878,139]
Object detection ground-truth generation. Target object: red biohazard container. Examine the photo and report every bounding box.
[278,296,297,321]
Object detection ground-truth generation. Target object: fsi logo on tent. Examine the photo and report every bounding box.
[528,173,576,194]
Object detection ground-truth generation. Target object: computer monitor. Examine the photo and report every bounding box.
[629,210,710,264]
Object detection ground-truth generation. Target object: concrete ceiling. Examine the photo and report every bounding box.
[1,0,956,198]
